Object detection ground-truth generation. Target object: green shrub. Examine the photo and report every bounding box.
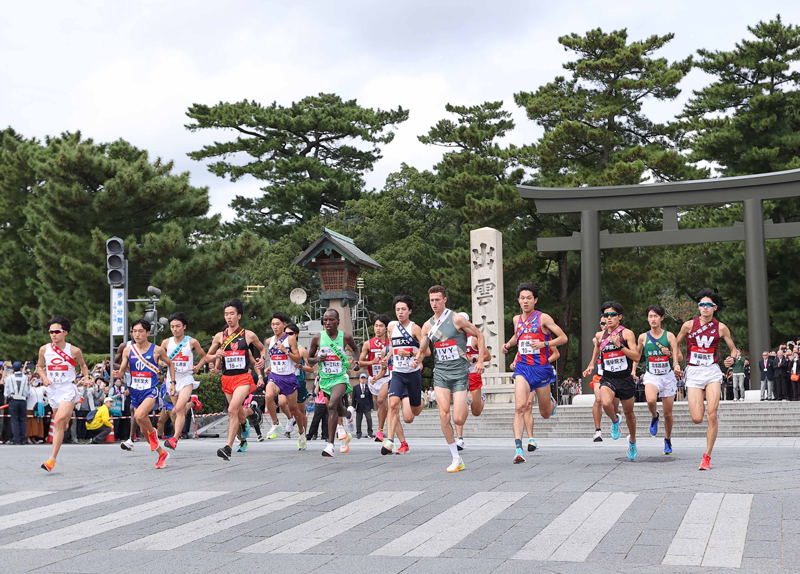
[194,373,227,414]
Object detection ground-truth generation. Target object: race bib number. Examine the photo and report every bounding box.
[131,371,152,390]
[393,347,413,369]
[224,350,246,371]
[270,354,291,373]
[172,352,190,373]
[518,333,537,355]
[47,365,69,383]
[371,363,382,377]
[434,339,459,362]
[602,351,627,373]
[690,348,714,367]
[649,356,670,375]
[320,348,342,375]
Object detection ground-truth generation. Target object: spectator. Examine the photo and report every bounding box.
[75,377,98,443]
[790,351,800,401]
[560,381,570,405]
[26,376,45,443]
[569,378,579,404]
[428,388,437,409]
[758,351,775,401]
[731,350,746,401]
[4,361,30,445]
[774,349,790,401]
[306,379,328,441]
[353,373,374,439]
[0,363,8,443]
[86,396,114,443]
[743,358,751,391]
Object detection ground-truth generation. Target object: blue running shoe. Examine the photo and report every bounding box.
[237,439,248,453]
[627,436,637,460]
[527,438,538,452]
[663,438,673,455]
[550,396,557,416]
[240,420,251,439]
[611,415,621,440]
[513,447,526,464]
[649,412,659,436]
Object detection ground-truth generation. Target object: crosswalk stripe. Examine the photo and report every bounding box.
[0,492,133,532]
[2,491,226,549]
[512,492,638,561]
[0,491,54,508]
[663,493,753,568]
[117,491,322,550]
[238,491,422,554]
[371,492,526,557]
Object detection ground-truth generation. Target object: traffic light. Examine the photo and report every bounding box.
[106,237,125,286]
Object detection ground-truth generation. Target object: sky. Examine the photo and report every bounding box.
[3,1,799,221]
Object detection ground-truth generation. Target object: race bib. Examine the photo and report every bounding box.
[649,356,670,375]
[518,333,537,355]
[224,350,246,371]
[131,371,152,390]
[434,339,459,362]
[270,354,291,372]
[602,351,627,372]
[370,346,384,377]
[320,347,343,375]
[393,347,413,369]
[47,365,69,383]
[172,352,190,373]
[690,348,714,367]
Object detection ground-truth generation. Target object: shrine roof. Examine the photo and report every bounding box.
[294,228,382,270]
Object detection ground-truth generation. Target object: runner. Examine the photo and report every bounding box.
[592,302,640,460]
[501,283,568,464]
[158,312,206,451]
[262,312,306,449]
[205,298,266,461]
[115,336,141,451]
[381,295,429,456]
[359,314,391,443]
[453,312,491,451]
[286,323,311,448]
[37,316,91,472]
[307,309,361,457]
[521,344,561,451]
[637,305,682,455]
[112,319,176,469]
[413,286,487,472]
[675,289,737,470]
[583,316,621,443]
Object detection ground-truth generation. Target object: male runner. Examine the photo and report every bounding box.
[159,312,206,451]
[413,286,487,472]
[637,305,682,455]
[307,309,360,457]
[115,335,141,450]
[502,283,568,464]
[38,316,91,472]
[113,319,176,469]
[262,312,306,449]
[286,323,311,447]
[591,302,640,460]
[519,343,561,451]
[359,314,391,443]
[675,289,736,470]
[205,298,266,461]
[583,316,621,442]
[453,312,491,450]
[381,295,429,455]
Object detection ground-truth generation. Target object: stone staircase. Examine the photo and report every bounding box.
[198,401,800,439]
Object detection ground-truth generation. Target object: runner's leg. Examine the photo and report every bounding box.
[662,395,674,440]
[265,382,280,425]
[386,395,401,443]
[286,393,305,434]
[224,385,252,449]
[377,384,388,435]
[513,376,531,441]
[435,386,455,444]
[621,397,636,443]
[172,386,193,442]
[402,397,417,423]
[49,402,75,460]
[645,384,659,419]
[535,385,555,418]
[703,383,721,456]
[593,384,603,430]
[470,388,485,417]
[130,407,138,440]
[326,384,348,446]
[600,385,619,422]
[524,394,534,438]
[134,397,166,456]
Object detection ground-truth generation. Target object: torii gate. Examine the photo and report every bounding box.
[517,168,800,370]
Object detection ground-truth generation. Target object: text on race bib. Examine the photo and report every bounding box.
[434,340,459,362]
[690,347,714,367]
[320,347,343,375]
[393,347,413,369]
[648,356,670,375]
[518,333,539,355]
[224,350,246,371]
[172,352,190,373]
[602,351,627,372]
[130,371,152,390]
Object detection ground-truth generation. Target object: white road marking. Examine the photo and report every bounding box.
[0,491,54,508]
[0,492,133,532]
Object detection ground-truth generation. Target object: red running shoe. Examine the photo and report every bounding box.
[155,451,170,469]
[41,457,56,472]
[164,437,177,450]
[396,441,409,454]
[699,453,711,470]
[147,431,159,451]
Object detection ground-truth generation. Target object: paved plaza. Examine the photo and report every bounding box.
[1,435,799,573]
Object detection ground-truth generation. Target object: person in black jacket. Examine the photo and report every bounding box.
[790,352,800,401]
[353,374,374,438]
[758,351,775,401]
[774,349,790,401]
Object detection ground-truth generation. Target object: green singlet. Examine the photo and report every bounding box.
[318,330,352,395]
[643,330,673,376]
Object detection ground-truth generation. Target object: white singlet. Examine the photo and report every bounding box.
[466,336,480,374]
[390,321,420,374]
[44,343,80,409]
[268,335,295,376]
[166,337,199,392]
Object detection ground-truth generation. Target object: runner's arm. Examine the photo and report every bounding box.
[298,346,314,373]
[413,322,431,364]
[72,346,91,380]
[413,323,431,358]
[359,341,373,366]
[668,332,683,376]
[582,335,601,378]
[114,351,130,379]
[502,316,519,354]
[541,314,569,349]
[246,331,267,370]
[548,346,560,363]
[344,334,361,370]
[307,334,322,366]
[674,321,691,364]
[284,334,302,364]
[621,329,640,361]
[719,323,738,368]
[190,338,208,372]
[455,313,487,374]
[36,345,50,386]
[154,346,176,383]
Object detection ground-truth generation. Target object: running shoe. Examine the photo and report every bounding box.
[381,439,394,455]
[663,438,673,455]
[248,403,263,427]
[298,434,307,451]
[284,431,291,439]
[447,457,465,473]
[649,412,659,436]
[237,439,248,453]
[240,420,251,439]
[41,457,55,472]
[626,436,637,460]
[164,437,177,450]
[337,425,346,440]
[147,431,159,451]
[258,434,265,442]
[396,441,409,454]
[374,430,384,443]
[610,415,621,440]
[345,407,356,433]
[286,417,295,434]
[120,438,134,451]
[550,396,557,416]
[322,443,335,457]
[527,438,538,452]
[340,432,351,453]
[266,422,280,439]
[593,430,603,442]
[481,393,486,404]
[155,451,169,469]
[513,447,526,464]
[456,437,465,451]
[699,453,711,470]
[217,445,232,461]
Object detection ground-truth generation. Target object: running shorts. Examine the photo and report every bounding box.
[368,376,390,396]
[221,373,257,395]
[599,375,637,401]
[468,373,483,392]
[130,386,159,409]
[320,374,352,396]
[388,370,422,408]
[590,374,602,389]
[296,380,309,403]
[46,383,80,410]
[173,374,200,393]
[514,363,555,391]
[433,370,468,393]
[268,372,300,396]
[685,364,723,390]
[643,371,678,398]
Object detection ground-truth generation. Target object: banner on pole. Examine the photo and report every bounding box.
[112,288,125,336]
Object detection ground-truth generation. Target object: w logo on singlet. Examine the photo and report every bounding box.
[696,335,715,348]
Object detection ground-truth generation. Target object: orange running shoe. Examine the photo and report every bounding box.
[396,441,410,454]
[147,431,159,451]
[41,457,56,472]
[164,437,178,450]
[155,451,170,469]
[699,453,711,470]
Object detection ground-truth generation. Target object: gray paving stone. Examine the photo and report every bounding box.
[744,539,782,559]
[624,544,668,564]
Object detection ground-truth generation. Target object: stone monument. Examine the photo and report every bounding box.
[470,227,505,374]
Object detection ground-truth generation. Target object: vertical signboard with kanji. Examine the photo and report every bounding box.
[470,228,505,372]
[112,288,125,336]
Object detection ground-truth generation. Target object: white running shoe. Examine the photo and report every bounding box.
[593,429,603,442]
[120,439,134,451]
[447,457,465,473]
[340,432,351,453]
[322,443,335,457]
[298,434,307,450]
[286,417,295,434]
[266,423,280,439]
[456,437,465,451]
[345,406,356,433]
[337,424,346,440]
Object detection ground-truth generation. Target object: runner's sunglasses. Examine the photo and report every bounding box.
[601,312,619,318]
[698,302,716,308]
[49,329,66,335]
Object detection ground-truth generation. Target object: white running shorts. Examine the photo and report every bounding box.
[173,374,200,393]
[46,383,80,410]
[684,364,723,390]
[642,371,678,398]
[369,376,390,396]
